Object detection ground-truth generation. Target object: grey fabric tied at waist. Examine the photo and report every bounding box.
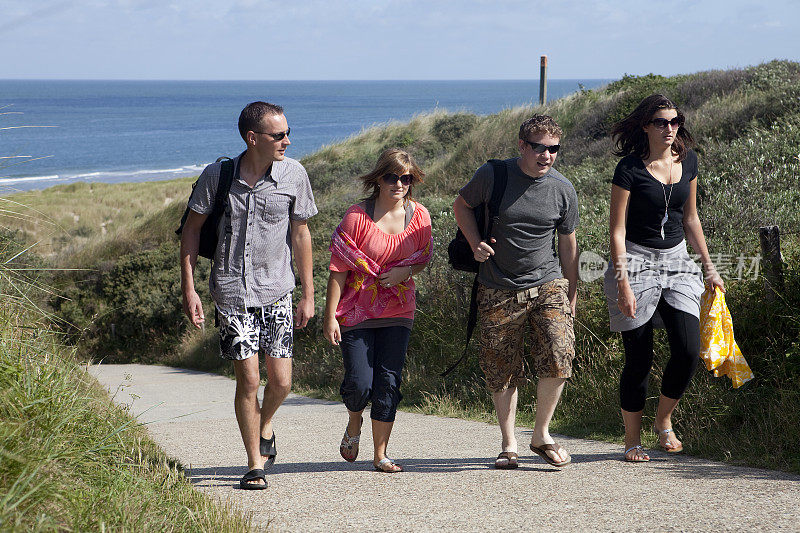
[604,239,704,332]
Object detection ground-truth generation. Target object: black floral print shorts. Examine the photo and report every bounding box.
[216,293,293,361]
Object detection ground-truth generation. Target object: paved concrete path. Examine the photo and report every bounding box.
[89,364,800,532]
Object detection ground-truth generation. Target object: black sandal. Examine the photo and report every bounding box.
[239,468,268,490]
[260,433,277,469]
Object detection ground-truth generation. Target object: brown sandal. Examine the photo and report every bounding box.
[529,442,571,467]
[494,451,519,469]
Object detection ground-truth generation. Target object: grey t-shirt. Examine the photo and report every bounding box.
[459,158,579,291]
[188,153,317,310]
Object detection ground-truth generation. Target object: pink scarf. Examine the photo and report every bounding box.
[329,224,431,326]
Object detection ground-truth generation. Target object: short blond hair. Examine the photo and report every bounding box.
[519,114,562,140]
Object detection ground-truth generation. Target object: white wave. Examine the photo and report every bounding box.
[0,162,212,192]
[71,171,103,178]
[130,167,186,175]
[0,174,61,183]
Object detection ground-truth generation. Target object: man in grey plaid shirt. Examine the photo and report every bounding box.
[180,101,317,489]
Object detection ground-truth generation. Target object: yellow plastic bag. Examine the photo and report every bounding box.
[699,287,754,388]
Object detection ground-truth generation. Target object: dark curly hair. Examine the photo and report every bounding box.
[610,94,694,162]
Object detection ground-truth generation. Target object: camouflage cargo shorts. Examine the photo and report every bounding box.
[477,278,575,392]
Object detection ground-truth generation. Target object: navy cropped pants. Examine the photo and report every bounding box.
[339,326,410,423]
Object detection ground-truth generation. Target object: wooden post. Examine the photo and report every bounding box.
[539,55,548,105]
[759,225,784,302]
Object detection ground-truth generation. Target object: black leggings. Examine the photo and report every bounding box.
[619,296,700,412]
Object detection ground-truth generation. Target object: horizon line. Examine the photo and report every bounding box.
[0,77,616,83]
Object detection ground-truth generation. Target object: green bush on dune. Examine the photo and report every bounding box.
[12,60,800,473]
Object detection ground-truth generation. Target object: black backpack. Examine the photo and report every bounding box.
[175,157,235,259]
[442,159,509,377]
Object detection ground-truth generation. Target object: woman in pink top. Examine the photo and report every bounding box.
[323,148,432,473]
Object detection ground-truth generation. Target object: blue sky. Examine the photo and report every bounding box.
[1,0,798,80]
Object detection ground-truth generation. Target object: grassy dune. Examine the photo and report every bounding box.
[3,60,800,478]
[0,237,253,531]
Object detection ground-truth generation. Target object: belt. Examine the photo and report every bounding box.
[515,286,540,304]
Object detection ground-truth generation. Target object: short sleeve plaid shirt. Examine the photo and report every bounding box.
[188,152,317,311]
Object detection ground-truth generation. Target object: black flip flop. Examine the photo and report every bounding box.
[239,468,268,490]
[260,433,277,469]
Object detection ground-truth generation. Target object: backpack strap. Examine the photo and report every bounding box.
[364,198,375,220]
[441,159,509,378]
[213,158,235,215]
[404,201,415,227]
[175,156,234,238]
[440,275,481,377]
[484,159,508,240]
[215,158,235,271]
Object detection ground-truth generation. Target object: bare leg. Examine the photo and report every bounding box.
[654,394,683,450]
[347,409,364,436]
[259,356,292,443]
[232,356,265,486]
[621,408,650,461]
[530,377,569,463]
[371,419,403,472]
[492,386,518,452]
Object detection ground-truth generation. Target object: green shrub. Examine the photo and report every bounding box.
[602,73,687,128]
[54,243,212,363]
[431,113,479,145]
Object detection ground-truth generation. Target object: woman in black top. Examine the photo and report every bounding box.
[605,94,724,462]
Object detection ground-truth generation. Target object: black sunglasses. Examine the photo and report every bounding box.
[524,140,560,154]
[648,117,684,129]
[381,173,413,186]
[252,127,290,141]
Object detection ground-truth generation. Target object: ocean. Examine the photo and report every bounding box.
[0,79,609,192]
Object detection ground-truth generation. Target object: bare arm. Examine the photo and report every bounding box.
[323,270,348,345]
[291,219,315,328]
[557,231,579,316]
[453,194,495,262]
[180,210,208,328]
[610,184,636,318]
[683,179,724,291]
[377,263,427,287]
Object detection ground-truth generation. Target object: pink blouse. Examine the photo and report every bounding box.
[329,202,432,323]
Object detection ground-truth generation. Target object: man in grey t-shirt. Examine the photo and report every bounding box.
[180,102,317,489]
[454,114,579,469]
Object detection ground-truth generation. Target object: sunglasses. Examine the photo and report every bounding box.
[524,140,560,154]
[381,173,413,186]
[252,127,290,141]
[648,117,684,129]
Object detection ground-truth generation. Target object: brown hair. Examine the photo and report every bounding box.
[238,101,284,140]
[610,94,694,162]
[518,114,563,140]
[359,148,425,201]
